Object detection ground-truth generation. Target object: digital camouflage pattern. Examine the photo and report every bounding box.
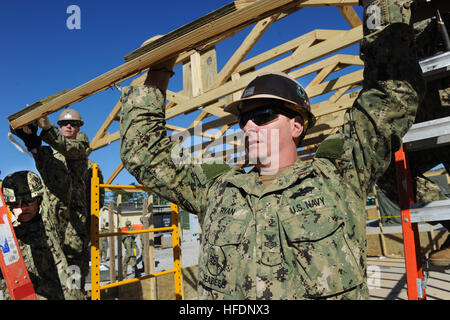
[0,171,85,300]
[40,126,90,290]
[2,171,43,203]
[377,13,450,211]
[120,0,424,299]
[122,226,137,272]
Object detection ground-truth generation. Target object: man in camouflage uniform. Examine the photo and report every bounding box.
[376,9,450,266]
[120,0,424,299]
[122,220,137,278]
[0,171,85,300]
[100,225,109,263]
[37,109,92,290]
[11,109,91,293]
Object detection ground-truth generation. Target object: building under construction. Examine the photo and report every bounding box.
[2,0,450,301]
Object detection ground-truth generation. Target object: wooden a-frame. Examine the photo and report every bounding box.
[7,0,363,184]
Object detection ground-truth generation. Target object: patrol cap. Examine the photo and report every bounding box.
[224,72,316,130]
[2,171,44,203]
[57,109,84,126]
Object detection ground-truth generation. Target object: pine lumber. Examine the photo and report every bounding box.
[7,89,70,126]
[123,2,239,62]
[8,0,306,129]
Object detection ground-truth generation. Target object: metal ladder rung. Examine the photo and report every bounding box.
[402,116,450,151]
[419,51,450,81]
[410,199,450,223]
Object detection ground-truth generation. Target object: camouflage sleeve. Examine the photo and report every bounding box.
[120,86,216,217]
[33,145,71,204]
[315,1,425,195]
[0,278,11,300]
[40,126,89,160]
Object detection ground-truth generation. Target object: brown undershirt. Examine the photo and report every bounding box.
[258,167,289,187]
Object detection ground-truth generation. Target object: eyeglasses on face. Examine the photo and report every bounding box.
[7,198,37,208]
[59,120,81,127]
[238,104,297,129]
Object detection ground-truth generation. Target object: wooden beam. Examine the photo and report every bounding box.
[190,51,203,97]
[123,2,245,62]
[7,89,70,126]
[188,14,279,128]
[166,26,362,119]
[9,0,306,129]
[306,69,363,98]
[305,62,339,89]
[312,89,360,117]
[103,185,151,193]
[235,29,317,74]
[88,100,122,153]
[105,162,124,185]
[337,5,362,28]
[90,131,120,151]
[89,49,362,152]
[300,0,359,6]
[208,14,279,90]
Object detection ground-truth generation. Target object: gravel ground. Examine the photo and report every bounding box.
[153,238,201,272]
[96,231,200,280]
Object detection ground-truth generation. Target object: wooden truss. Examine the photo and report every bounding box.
[7,0,364,184]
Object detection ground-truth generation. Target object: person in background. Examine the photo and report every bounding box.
[122,220,137,278]
[120,0,425,299]
[1,170,85,300]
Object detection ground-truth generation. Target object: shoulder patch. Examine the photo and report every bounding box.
[315,138,345,159]
[200,163,231,181]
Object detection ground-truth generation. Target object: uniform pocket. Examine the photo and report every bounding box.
[199,216,249,295]
[281,210,364,298]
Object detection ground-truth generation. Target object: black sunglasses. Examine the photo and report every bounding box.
[238,104,297,129]
[59,120,81,127]
[7,198,37,208]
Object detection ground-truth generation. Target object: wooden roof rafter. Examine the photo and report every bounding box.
[7,0,365,183]
[83,13,365,179]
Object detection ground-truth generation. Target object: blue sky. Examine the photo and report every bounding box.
[0,1,362,186]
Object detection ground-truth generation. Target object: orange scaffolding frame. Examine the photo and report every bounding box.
[90,163,183,300]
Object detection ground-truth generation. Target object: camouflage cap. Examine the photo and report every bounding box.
[2,171,44,203]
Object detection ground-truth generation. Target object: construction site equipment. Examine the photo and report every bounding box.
[395,116,450,300]
[393,1,450,300]
[90,163,183,300]
[0,189,37,300]
[7,0,365,179]
[418,4,450,81]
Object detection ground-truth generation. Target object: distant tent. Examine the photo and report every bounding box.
[376,174,450,225]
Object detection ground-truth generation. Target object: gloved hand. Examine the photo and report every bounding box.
[144,56,177,91]
[37,116,52,130]
[10,121,41,152]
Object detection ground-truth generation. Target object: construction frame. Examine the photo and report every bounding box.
[90,163,183,300]
[7,0,364,183]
